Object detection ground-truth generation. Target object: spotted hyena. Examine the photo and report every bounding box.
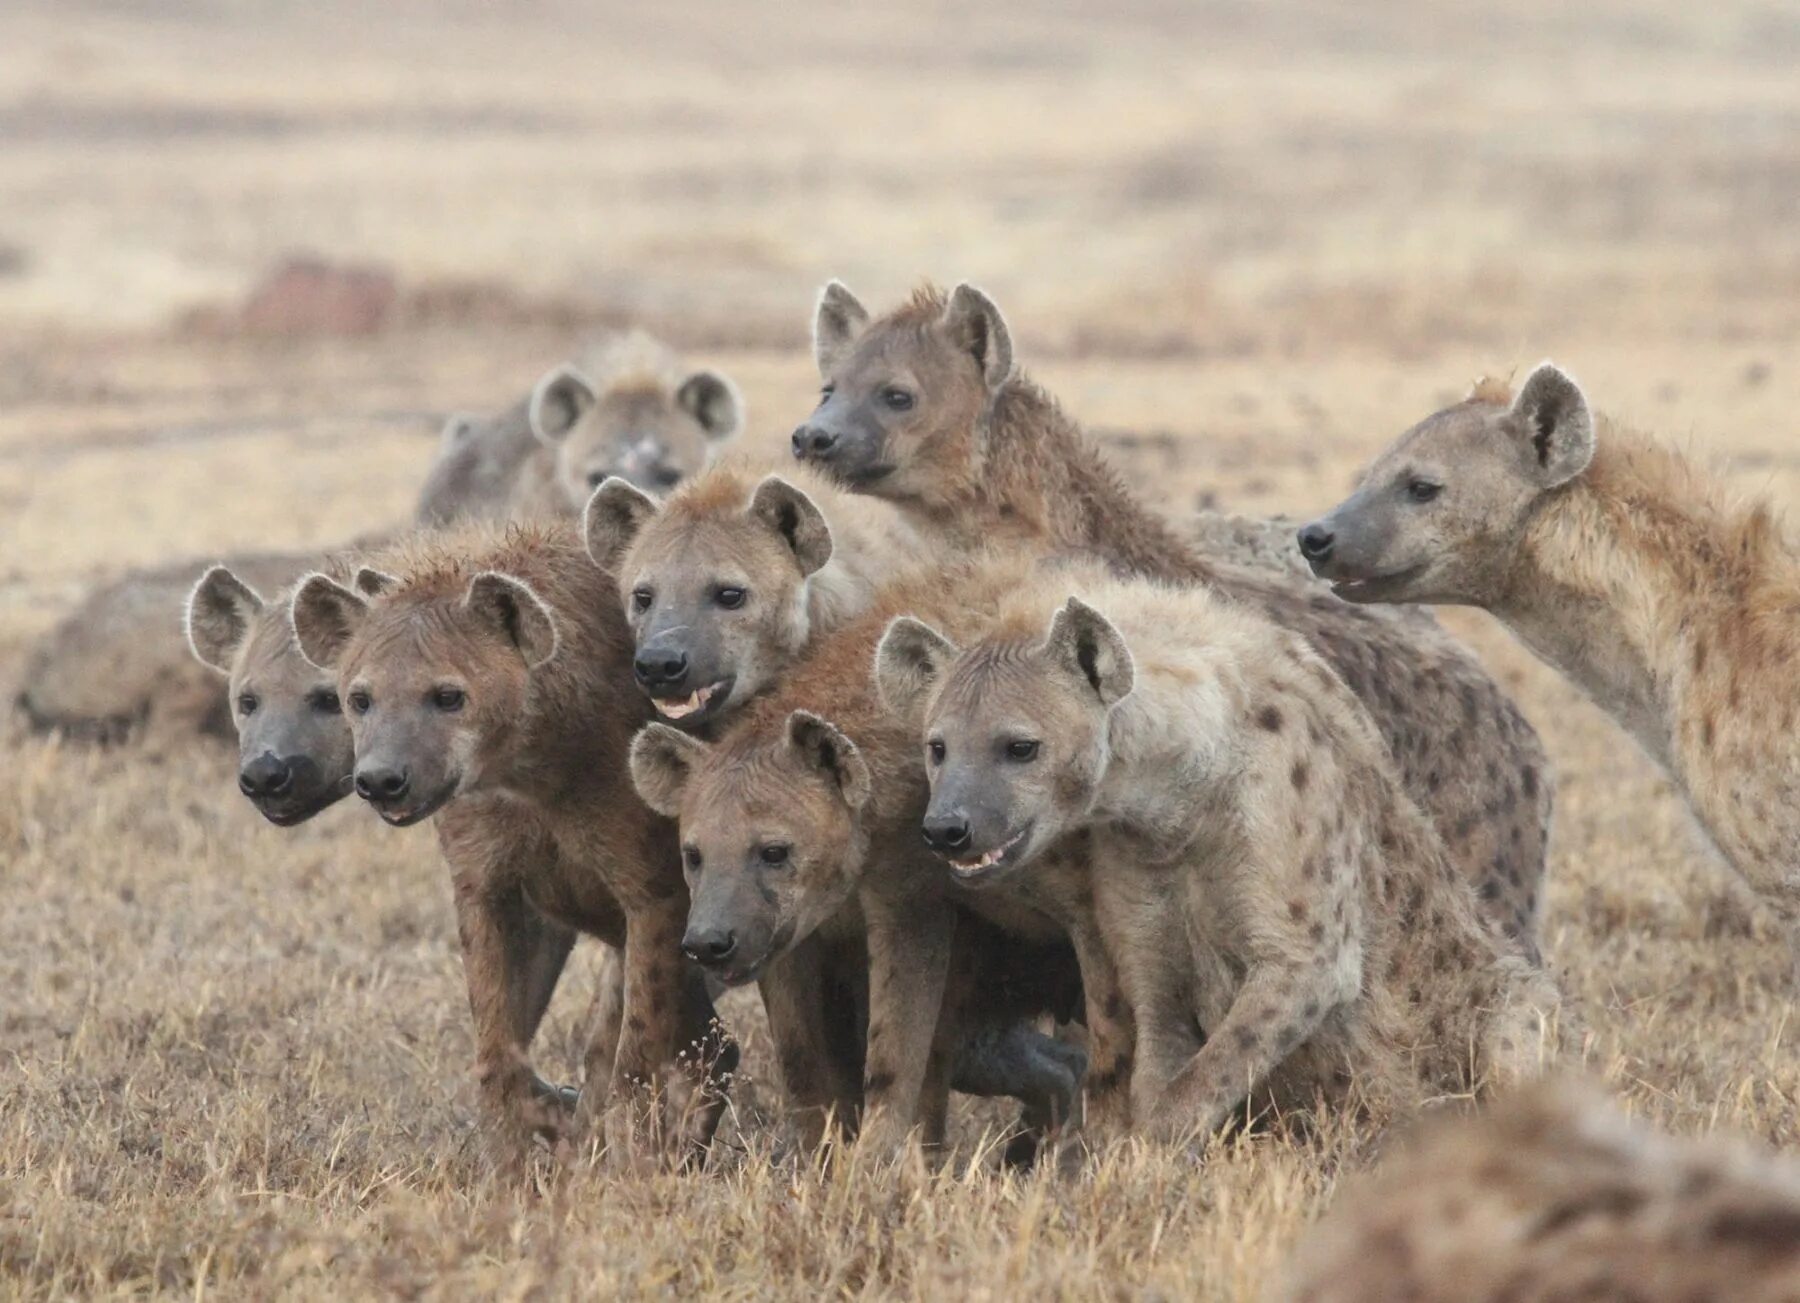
[878,569,1559,1140]
[508,331,741,519]
[789,281,1553,957]
[628,555,1094,1153]
[1277,1079,1800,1302]
[289,521,733,1163]
[586,458,942,729]
[1299,364,1800,963]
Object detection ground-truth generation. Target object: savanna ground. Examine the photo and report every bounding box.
[3,1,1799,1296]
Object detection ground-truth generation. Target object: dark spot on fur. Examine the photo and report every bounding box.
[1258,705,1283,732]
[1520,766,1538,799]
[1288,899,1308,922]
[864,1070,896,1096]
[627,1015,646,1033]
[1234,1026,1258,1050]
[1291,761,1309,791]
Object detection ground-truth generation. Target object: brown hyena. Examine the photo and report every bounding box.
[1300,363,1800,963]
[1277,1079,1800,1302]
[628,555,1094,1154]
[289,520,734,1163]
[508,330,742,519]
[790,281,1554,958]
[878,570,1559,1141]
[585,457,943,728]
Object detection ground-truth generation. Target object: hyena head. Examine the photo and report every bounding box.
[186,566,357,826]
[875,598,1133,888]
[291,567,559,826]
[1298,363,1596,606]
[414,403,539,527]
[791,281,1014,506]
[631,711,872,986]
[585,471,833,728]
[528,362,741,507]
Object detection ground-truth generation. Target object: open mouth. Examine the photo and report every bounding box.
[713,954,767,988]
[369,780,459,829]
[1328,564,1426,604]
[653,678,732,723]
[946,826,1031,885]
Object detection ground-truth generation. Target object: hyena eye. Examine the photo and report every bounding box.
[1005,739,1041,762]
[432,687,466,712]
[348,690,372,715]
[927,738,946,765]
[682,846,703,870]
[881,387,915,412]
[587,470,608,489]
[237,693,259,716]
[714,586,747,610]
[1406,479,1443,504]
[651,463,681,488]
[817,384,835,408]
[759,843,791,866]
[631,587,653,613]
[309,689,342,715]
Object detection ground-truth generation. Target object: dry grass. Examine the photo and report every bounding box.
[3,1,1799,1298]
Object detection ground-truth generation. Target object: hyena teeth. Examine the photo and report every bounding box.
[654,684,715,720]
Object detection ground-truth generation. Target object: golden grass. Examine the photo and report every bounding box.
[2,0,1798,1296]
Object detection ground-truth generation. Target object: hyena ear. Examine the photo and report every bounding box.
[583,476,661,573]
[874,617,958,718]
[675,369,743,442]
[629,722,711,817]
[748,476,833,577]
[353,567,399,598]
[290,573,368,671]
[813,280,870,377]
[528,364,597,447]
[185,566,265,674]
[787,710,872,810]
[1043,597,1134,707]
[464,572,559,670]
[941,283,1014,394]
[1510,362,1595,488]
[438,413,478,451]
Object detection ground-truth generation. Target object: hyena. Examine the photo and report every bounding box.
[790,282,1553,956]
[1277,1080,1800,1303]
[509,330,742,519]
[185,560,614,1103]
[1299,364,1800,961]
[585,457,943,728]
[629,555,1095,1153]
[879,572,1558,1140]
[289,520,733,1161]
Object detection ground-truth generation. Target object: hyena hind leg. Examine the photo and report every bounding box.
[952,1020,1089,1167]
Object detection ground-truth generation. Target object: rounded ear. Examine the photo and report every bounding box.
[748,475,833,577]
[438,413,478,451]
[675,369,743,442]
[290,573,368,671]
[584,476,661,573]
[874,616,958,718]
[1511,362,1595,488]
[813,280,870,378]
[464,571,559,670]
[629,722,711,817]
[786,710,872,810]
[185,565,265,674]
[528,364,597,447]
[353,567,399,598]
[1042,597,1134,707]
[941,283,1014,393]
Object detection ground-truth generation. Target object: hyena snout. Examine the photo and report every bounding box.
[354,763,410,803]
[922,811,973,854]
[681,923,738,968]
[239,752,295,798]
[633,644,690,692]
[1296,520,1336,566]
[790,423,839,459]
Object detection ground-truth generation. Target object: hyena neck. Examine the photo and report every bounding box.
[1498,437,1782,770]
[972,379,1216,586]
[1090,636,1242,855]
